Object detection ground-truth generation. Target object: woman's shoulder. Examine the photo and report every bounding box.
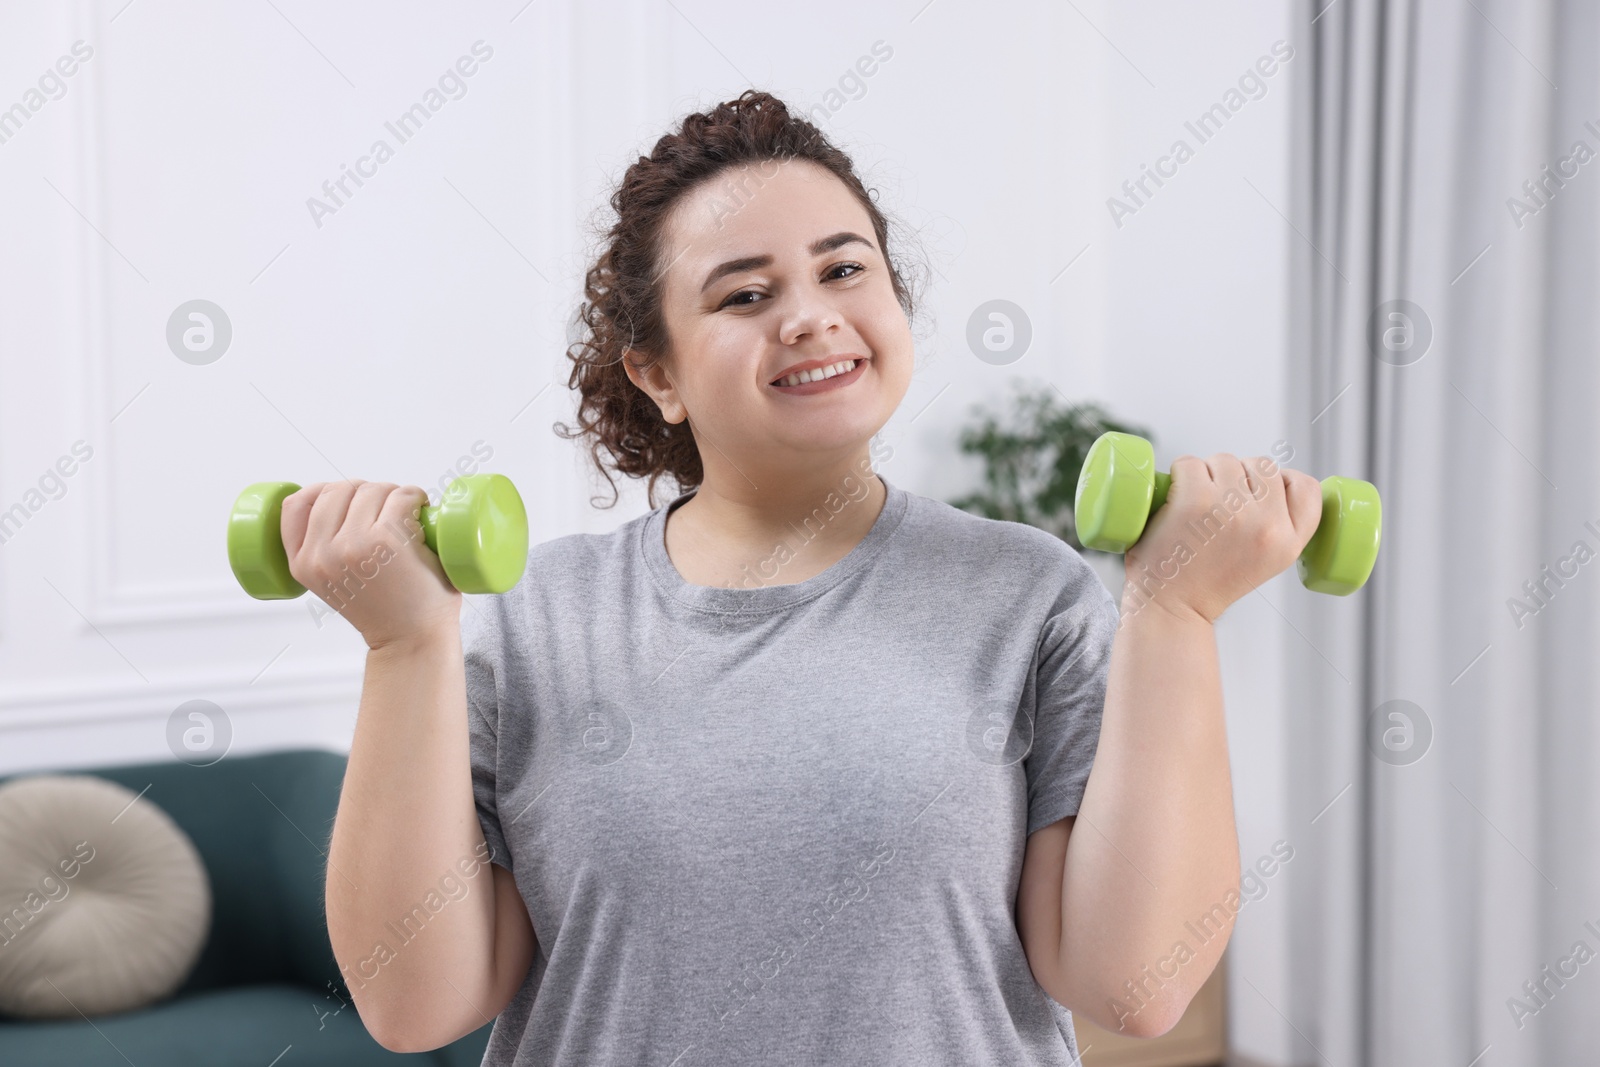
[902,490,1093,572]
[465,510,648,615]
[897,489,1116,621]
[527,516,647,591]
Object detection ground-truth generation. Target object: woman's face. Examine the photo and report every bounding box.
[626,158,914,480]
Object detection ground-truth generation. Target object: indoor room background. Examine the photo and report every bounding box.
[1,1,1595,1064]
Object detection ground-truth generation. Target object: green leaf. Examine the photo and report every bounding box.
[944,381,1152,551]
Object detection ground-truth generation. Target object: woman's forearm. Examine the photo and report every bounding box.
[1056,592,1241,1035]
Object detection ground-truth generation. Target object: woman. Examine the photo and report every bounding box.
[312,90,1324,1065]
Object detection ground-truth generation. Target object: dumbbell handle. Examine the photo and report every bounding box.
[1150,470,1172,513]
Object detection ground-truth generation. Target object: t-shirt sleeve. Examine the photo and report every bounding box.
[1024,557,1120,836]
[462,597,514,874]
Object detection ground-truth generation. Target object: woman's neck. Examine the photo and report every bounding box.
[663,464,887,589]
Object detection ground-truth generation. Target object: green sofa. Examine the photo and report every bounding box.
[0,748,494,1066]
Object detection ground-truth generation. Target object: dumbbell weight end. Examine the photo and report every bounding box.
[1296,475,1381,596]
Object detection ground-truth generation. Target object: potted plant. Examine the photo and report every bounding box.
[946,380,1151,592]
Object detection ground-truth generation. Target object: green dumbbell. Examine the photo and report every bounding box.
[1073,432,1381,596]
[227,475,529,599]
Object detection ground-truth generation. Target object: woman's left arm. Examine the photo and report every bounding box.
[1018,450,1323,1037]
[1038,597,1235,1039]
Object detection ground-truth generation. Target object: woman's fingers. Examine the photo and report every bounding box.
[280,481,328,559]
[1281,469,1325,547]
[303,480,364,560]
[341,482,398,543]
[1168,455,1211,501]
[379,486,447,584]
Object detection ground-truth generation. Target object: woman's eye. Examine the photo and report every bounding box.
[720,263,865,309]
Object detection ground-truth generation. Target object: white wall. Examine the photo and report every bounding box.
[0,0,1297,1058]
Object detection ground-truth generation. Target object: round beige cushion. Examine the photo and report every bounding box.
[0,775,211,1018]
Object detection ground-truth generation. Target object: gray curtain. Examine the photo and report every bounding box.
[1284,0,1600,1064]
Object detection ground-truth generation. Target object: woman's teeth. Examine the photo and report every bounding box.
[776,359,858,388]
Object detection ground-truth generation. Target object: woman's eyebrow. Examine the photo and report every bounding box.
[698,231,874,294]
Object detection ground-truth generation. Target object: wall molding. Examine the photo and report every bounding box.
[0,659,360,730]
[69,0,248,629]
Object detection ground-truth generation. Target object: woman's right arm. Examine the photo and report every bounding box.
[281,480,537,1053]
[327,626,537,1053]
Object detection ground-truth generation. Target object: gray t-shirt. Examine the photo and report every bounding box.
[463,473,1119,1066]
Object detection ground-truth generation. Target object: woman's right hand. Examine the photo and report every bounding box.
[281,481,462,651]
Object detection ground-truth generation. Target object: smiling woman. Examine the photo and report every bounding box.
[375,83,1296,1067]
[558,90,923,511]
[448,89,1131,1067]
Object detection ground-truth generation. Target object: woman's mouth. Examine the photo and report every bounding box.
[770,358,866,395]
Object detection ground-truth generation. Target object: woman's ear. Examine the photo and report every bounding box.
[622,346,688,425]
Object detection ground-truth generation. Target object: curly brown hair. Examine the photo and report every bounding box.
[556,89,926,509]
